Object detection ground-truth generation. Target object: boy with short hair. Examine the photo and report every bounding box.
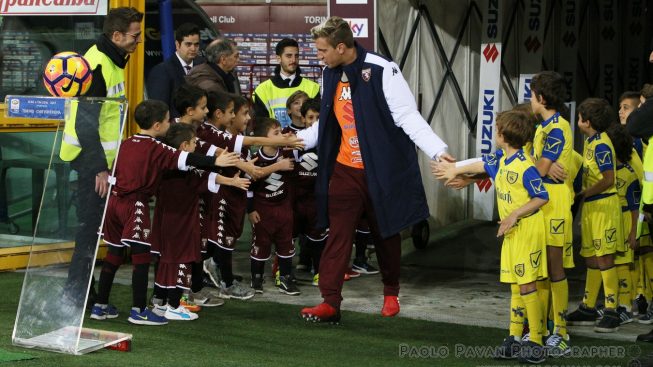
[567,98,624,333]
[150,123,250,320]
[248,118,300,296]
[91,100,240,325]
[433,109,549,364]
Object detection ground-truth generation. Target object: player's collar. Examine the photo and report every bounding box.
[540,112,560,128]
[587,132,601,143]
[503,148,524,165]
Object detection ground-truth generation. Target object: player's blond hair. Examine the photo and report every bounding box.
[311,16,354,48]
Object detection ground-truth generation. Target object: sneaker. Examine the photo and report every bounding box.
[152,303,167,317]
[203,258,221,288]
[312,273,319,287]
[219,280,255,300]
[545,333,571,357]
[352,259,380,275]
[596,304,605,320]
[127,308,168,326]
[90,304,119,320]
[381,295,400,317]
[180,295,201,312]
[251,274,264,294]
[594,309,620,333]
[566,304,598,326]
[278,275,301,295]
[521,332,530,344]
[635,294,649,316]
[190,288,225,307]
[639,308,653,324]
[519,341,546,364]
[300,302,341,323]
[495,335,521,359]
[617,306,633,324]
[344,269,360,281]
[164,305,198,321]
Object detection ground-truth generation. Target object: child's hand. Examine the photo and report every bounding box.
[230,173,250,191]
[249,211,260,224]
[497,213,518,237]
[431,160,456,183]
[629,230,639,250]
[446,175,476,190]
[215,149,240,167]
[240,157,264,180]
[547,162,568,183]
[281,133,305,150]
[277,158,294,171]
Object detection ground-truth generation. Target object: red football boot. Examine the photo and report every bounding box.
[381,296,400,317]
[300,303,341,323]
[344,268,360,281]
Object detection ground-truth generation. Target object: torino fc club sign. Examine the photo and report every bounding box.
[0,0,108,15]
[474,0,503,221]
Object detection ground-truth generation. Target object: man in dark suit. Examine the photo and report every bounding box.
[146,23,204,118]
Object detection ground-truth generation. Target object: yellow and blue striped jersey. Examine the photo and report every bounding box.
[483,149,549,220]
[582,132,617,197]
[532,113,574,188]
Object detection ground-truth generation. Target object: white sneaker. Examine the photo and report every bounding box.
[164,305,198,321]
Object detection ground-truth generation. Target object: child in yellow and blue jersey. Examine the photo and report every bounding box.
[433,110,549,364]
[529,71,574,355]
[567,98,624,333]
[606,123,642,325]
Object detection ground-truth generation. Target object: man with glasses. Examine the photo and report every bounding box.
[146,23,204,118]
[60,7,143,314]
[186,38,240,94]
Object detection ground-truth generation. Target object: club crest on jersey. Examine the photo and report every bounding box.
[506,171,518,184]
[514,264,525,277]
[585,148,594,161]
[362,68,371,82]
[616,178,626,190]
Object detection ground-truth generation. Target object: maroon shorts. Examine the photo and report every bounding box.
[215,187,247,251]
[294,195,327,240]
[250,201,294,260]
[155,262,192,290]
[103,195,151,247]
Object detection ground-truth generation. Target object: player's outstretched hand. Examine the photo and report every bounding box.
[431,160,456,184]
[446,175,475,190]
[95,170,110,198]
[215,149,240,167]
[438,152,456,163]
[277,158,294,171]
[248,211,261,224]
[240,157,264,180]
[229,173,250,191]
[281,133,305,150]
[547,162,568,183]
[497,213,518,237]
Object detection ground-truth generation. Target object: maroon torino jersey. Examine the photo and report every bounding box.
[249,148,291,205]
[196,122,243,154]
[283,124,318,199]
[111,134,191,197]
[150,169,219,263]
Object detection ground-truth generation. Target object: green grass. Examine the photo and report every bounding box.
[1,272,651,367]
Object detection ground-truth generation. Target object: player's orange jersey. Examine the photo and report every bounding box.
[334,80,364,169]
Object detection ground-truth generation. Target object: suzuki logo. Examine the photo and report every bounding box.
[524,36,541,53]
[562,31,576,47]
[483,44,499,63]
[476,178,493,193]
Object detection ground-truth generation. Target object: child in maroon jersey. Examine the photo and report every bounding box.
[91,100,240,326]
[150,123,250,321]
[248,118,300,296]
[200,92,296,299]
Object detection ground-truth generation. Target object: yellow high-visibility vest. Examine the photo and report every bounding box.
[59,45,124,168]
